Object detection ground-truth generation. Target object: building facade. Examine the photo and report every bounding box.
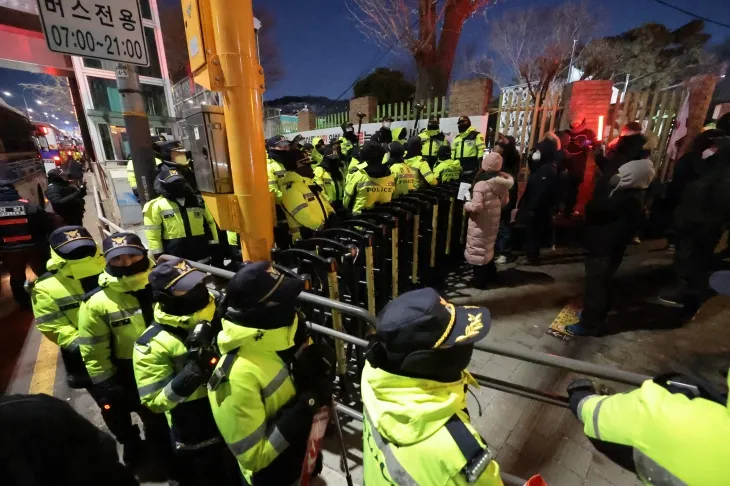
[70,0,175,163]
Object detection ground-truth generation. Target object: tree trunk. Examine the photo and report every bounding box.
[414,60,448,101]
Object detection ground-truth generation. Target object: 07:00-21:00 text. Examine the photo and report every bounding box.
[49,25,144,60]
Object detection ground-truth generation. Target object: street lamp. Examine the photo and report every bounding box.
[27,108,34,113]
[2,91,11,97]
[36,100,43,105]
[64,121,70,125]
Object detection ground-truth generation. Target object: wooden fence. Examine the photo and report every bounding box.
[376,96,448,122]
[495,84,563,156]
[605,88,684,180]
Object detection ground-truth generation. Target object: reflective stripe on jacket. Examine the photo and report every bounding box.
[126,160,137,189]
[418,130,449,165]
[0,200,33,246]
[343,169,395,213]
[578,379,730,485]
[452,127,486,162]
[361,363,503,485]
[31,249,104,350]
[78,268,152,383]
[434,159,463,183]
[405,156,438,190]
[280,171,334,240]
[313,165,345,203]
[267,157,286,203]
[389,162,417,197]
[208,317,299,480]
[142,196,218,259]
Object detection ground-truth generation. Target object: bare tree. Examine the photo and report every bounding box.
[347,0,492,100]
[478,0,599,101]
[19,76,75,118]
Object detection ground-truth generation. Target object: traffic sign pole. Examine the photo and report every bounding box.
[116,63,156,205]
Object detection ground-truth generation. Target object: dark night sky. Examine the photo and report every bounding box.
[0,0,727,108]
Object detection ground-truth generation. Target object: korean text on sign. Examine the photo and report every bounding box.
[38,0,149,66]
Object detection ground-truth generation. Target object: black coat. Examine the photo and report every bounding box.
[519,139,561,215]
[46,177,85,226]
[585,188,646,256]
[0,394,139,486]
[593,134,647,203]
[673,149,730,232]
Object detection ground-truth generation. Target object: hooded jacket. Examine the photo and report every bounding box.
[519,139,560,213]
[361,363,502,485]
[405,137,437,189]
[464,153,514,265]
[78,264,154,384]
[344,144,395,213]
[208,316,311,484]
[434,146,463,183]
[310,137,324,165]
[133,295,221,449]
[391,127,408,145]
[31,248,105,351]
[267,151,287,203]
[387,145,417,197]
[559,125,596,174]
[280,170,334,240]
[46,171,85,225]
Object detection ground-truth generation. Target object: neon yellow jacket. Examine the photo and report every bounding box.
[267,156,286,203]
[78,265,153,384]
[389,161,417,197]
[339,136,356,159]
[578,379,730,485]
[418,129,449,162]
[406,155,438,190]
[208,317,300,480]
[361,363,503,485]
[311,137,324,165]
[31,248,105,350]
[343,168,395,213]
[142,196,218,259]
[391,127,408,145]
[313,165,345,203]
[280,171,334,241]
[434,158,463,183]
[126,160,137,190]
[451,126,486,162]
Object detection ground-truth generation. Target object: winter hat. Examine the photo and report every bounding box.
[610,159,655,196]
[481,151,503,172]
[437,145,451,160]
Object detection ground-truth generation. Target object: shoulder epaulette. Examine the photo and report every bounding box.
[208,349,238,391]
[82,286,102,302]
[28,272,54,290]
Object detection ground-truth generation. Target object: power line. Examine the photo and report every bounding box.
[648,0,730,29]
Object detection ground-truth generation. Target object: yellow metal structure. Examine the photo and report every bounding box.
[182,0,273,261]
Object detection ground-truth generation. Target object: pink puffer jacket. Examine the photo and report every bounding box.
[464,153,514,265]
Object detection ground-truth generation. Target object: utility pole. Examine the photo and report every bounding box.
[116,63,156,206]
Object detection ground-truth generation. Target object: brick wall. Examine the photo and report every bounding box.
[349,96,378,125]
[560,80,613,135]
[448,78,493,117]
[298,110,317,131]
[678,75,718,158]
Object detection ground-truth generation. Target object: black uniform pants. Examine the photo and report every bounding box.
[581,247,626,331]
[525,211,553,261]
[674,227,723,304]
[87,364,174,471]
[1,247,47,307]
[175,442,242,486]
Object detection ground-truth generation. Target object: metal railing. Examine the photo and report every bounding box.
[92,179,126,237]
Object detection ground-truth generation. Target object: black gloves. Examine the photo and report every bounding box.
[566,379,597,418]
[170,362,207,399]
[292,343,336,408]
[94,378,127,409]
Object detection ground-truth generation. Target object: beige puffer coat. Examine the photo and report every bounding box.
[464,152,514,265]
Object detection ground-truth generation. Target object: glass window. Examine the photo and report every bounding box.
[139,0,152,20]
[137,27,161,78]
[97,123,115,160]
[88,77,123,112]
[141,85,168,117]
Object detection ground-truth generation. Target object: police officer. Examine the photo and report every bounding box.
[162,146,198,193]
[452,116,486,179]
[266,135,289,204]
[567,266,730,486]
[31,226,104,389]
[310,137,325,165]
[405,136,438,189]
[386,143,416,197]
[126,158,139,201]
[313,145,346,208]
[362,288,503,485]
[391,126,408,146]
[344,142,395,213]
[376,116,394,145]
[79,233,173,475]
[279,147,335,241]
[47,168,86,226]
[339,122,360,164]
[143,167,219,262]
[0,180,51,307]
[208,262,334,485]
[133,258,240,486]
[434,144,463,183]
[418,116,449,167]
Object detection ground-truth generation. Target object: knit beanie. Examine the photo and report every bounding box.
[610,159,655,196]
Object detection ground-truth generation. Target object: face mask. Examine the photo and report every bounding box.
[106,256,150,278]
[428,124,439,131]
[457,124,469,134]
[172,153,189,165]
[163,180,190,198]
[161,284,211,316]
[345,127,354,133]
[532,150,541,161]
[315,145,324,153]
[67,253,105,280]
[383,122,392,129]
[702,148,717,160]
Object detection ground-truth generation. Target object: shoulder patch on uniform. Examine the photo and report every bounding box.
[82,286,102,302]
[136,324,163,347]
[465,131,479,141]
[208,349,238,391]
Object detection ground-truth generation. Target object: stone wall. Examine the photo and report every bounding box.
[349,96,378,126]
[560,80,613,135]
